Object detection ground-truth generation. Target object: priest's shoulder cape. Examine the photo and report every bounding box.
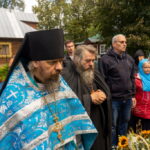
[0,62,97,150]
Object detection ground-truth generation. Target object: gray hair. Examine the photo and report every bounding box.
[74,45,97,60]
[112,34,126,44]
[28,61,36,74]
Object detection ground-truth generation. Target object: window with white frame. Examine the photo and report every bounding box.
[99,44,106,55]
[0,42,12,58]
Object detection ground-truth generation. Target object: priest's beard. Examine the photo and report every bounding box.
[44,75,60,93]
[31,71,60,93]
[76,65,94,87]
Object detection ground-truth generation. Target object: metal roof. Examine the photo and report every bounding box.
[76,34,103,45]
[0,8,38,39]
[88,34,103,43]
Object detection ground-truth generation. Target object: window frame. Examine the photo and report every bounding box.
[0,42,12,58]
[99,44,106,55]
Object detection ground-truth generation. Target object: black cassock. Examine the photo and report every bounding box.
[62,62,112,150]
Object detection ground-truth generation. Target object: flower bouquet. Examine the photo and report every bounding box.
[117,130,150,150]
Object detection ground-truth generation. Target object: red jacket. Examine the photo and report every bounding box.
[132,74,150,119]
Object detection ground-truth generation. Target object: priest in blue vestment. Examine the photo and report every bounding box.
[0,29,97,150]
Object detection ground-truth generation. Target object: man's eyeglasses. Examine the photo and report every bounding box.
[116,41,127,44]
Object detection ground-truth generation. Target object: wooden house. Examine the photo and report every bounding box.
[76,34,107,57]
[0,8,38,64]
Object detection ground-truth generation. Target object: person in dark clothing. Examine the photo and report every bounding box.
[65,40,75,58]
[99,34,136,148]
[64,40,75,67]
[62,45,112,150]
[134,49,145,73]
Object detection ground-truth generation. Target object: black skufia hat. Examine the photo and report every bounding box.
[0,29,64,95]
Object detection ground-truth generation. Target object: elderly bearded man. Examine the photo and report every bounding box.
[62,45,112,150]
[0,30,97,150]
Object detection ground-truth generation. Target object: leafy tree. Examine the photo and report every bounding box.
[33,0,70,30]
[65,0,98,42]
[97,0,150,56]
[33,0,99,42]
[0,0,25,11]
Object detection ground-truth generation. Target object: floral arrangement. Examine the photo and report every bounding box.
[117,130,150,150]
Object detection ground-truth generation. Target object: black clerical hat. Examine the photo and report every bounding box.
[22,29,64,60]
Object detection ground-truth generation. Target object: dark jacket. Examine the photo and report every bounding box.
[63,53,72,67]
[99,49,135,100]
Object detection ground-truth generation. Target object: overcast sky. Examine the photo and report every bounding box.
[24,0,37,13]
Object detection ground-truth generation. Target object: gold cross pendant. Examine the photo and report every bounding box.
[52,122,63,132]
[52,122,64,143]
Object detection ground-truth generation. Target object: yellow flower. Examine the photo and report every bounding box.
[140,130,150,138]
[118,136,128,148]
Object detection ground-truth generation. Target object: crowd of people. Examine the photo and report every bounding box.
[0,29,149,150]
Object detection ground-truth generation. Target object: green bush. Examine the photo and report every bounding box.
[0,64,9,82]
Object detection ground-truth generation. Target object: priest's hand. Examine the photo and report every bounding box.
[90,90,107,104]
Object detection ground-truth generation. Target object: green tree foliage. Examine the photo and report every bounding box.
[97,0,150,56]
[0,64,9,82]
[33,0,98,42]
[33,0,69,30]
[33,0,150,55]
[0,0,25,11]
[65,0,98,42]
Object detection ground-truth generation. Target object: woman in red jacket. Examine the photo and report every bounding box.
[132,59,150,130]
